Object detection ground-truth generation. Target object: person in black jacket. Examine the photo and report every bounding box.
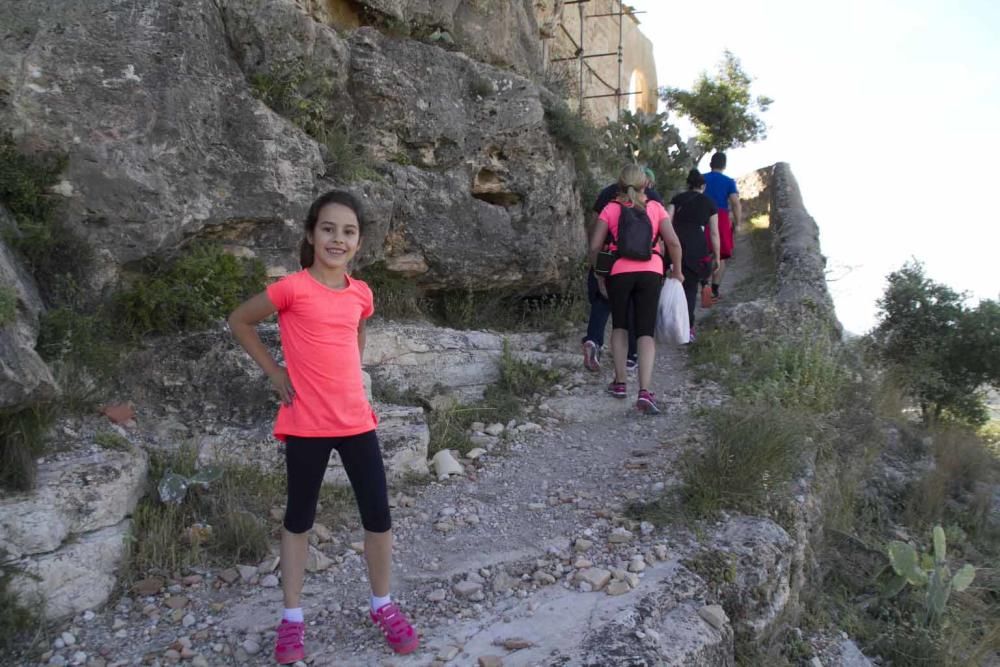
[666,169,720,342]
[580,168,663,372]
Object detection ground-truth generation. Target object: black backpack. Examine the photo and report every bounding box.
[612,202,655,260]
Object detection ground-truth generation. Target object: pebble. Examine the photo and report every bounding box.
[437,646,461,661]
[49,655,68,666]
[454,580,483,597]
[62,632,77,646]
[182,613,196,627]
[82,611,95,622]
[260,574,279,588]
[427,589,447,602]
[242,639,261,655]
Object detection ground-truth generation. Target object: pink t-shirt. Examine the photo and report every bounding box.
[265,270,377,441]
[599,200,669,276]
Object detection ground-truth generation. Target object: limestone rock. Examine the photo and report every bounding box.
[0,446,148,558]
[10,522,131,620]
[698,604,729,630]
[365,322,572,403]
[575,568,611,591]
[432,450,464,480]
[0,231,57,408]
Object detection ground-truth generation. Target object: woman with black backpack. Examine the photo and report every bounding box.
[667,169,721,342]
[590,164,683,415]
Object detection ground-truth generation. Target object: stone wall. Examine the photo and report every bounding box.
[538,0,659,123]
[728,162,840,335]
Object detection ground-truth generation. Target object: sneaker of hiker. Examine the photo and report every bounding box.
[582,339,601,372]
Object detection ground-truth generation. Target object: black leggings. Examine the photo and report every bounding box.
[284,430,391,534]
[682,267,702,326]
[606,271,663,338]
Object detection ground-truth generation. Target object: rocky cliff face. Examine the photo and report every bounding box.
[0,0,583,294]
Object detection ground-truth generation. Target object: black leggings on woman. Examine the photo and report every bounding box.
[283,430,390,534]
[682,266,701,327]
[606,271,663,338]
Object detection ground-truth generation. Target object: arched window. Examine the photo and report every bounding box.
[628,69,648,113]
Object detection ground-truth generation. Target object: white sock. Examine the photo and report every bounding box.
[283,607,304,623]
[370,593,392,612]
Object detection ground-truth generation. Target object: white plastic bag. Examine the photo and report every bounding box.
[655,278,690,345]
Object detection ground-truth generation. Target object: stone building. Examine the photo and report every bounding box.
[536,0,658,123]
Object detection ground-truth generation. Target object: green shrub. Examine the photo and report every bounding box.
[691,327,848,414]
[354,262,427,320]
[124,446,277,582]
[681,404,808,517]
[0,553,38,650]
[869,261,1000,426]
[116,243,266,338]
[250,60,376,182]
[0,286,15,327]
[0,406,54,492]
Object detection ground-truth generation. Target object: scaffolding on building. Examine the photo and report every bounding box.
[550,0,646,121]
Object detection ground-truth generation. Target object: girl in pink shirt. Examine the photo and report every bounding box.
[228,191,418,663]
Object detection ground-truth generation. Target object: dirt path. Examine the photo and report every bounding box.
[26,231,757,667]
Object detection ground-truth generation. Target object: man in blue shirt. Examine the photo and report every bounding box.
[702,152,741,299]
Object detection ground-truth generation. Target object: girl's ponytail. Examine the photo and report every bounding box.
[299,238,315,269]
[617,163,648,209]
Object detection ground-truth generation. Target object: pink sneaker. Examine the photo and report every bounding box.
[637,389,660,415]
[371,602,419,655]
[582,340,601,372]
[274,619,305,664]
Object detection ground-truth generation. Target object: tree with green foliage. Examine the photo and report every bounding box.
[660,50,772,164]
[600,109,691,195]
[870,261,1000,425]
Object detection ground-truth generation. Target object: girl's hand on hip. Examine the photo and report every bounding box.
[268,366,296,406]
[596,276,609,299]
[671,268,684,283]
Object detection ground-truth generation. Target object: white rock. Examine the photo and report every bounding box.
[242,639,261,655]
[698,604,729,630]
[427,589,447,602]
[608,527,633,544]
[260,575,279,588]
[453,580,483,597]
[485,423,505,436]
[466,448,487,460]
[432,450,464,480]
[575,568,611,591]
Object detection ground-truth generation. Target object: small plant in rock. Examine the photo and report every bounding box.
[0,286,15,327]
[0,551,38,650]
[886,525,976,624]
[0,405,54,492]
[94,430,131,452]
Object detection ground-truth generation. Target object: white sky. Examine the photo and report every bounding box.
[628,0,1000,333]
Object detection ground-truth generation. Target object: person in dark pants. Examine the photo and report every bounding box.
[667,169,720,342]
[581,168,663,372]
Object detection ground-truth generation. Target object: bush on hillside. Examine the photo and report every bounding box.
[868,261,1000,426]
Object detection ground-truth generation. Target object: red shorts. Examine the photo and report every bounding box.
[706,209,734,260]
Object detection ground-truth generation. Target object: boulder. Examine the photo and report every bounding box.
[365,321,570,403]
[0,227,57,409]
[0,0,324,286]
[10,522,132,620]
[0,445,148,558]
[1,1,583,296]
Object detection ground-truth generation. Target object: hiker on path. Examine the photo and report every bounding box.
[581,167,663,373]
[228,191,418,664]
[590,164,683,415]
[702,152,741,300]
[668,169,721,342]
